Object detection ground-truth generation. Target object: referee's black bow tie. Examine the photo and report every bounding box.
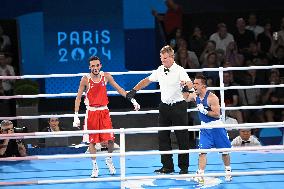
[241,141,250,145]
[164,68,170,74]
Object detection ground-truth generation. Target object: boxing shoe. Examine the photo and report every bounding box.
[105,157,116,175]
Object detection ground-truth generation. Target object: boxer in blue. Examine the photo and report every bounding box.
[183,74,232,183]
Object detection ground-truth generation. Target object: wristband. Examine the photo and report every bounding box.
[126,89,137,101]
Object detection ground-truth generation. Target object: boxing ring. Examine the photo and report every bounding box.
[1,65,284,189]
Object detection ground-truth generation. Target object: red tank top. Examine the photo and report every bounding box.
[84,73,109,107]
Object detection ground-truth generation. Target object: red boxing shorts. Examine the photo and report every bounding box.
[85,108,115,144]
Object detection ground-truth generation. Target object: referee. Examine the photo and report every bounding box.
[126,45,193,174]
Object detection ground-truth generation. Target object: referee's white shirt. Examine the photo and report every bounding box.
[148,63,191,105]
[231,135,261,147]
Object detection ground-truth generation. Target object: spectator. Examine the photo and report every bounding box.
[270,18,284,57]
[222,62,246,88]
[188,26,207,58]
[231,129,261,147]
[169,28,184,51]
[274,17,284,47]
[218,48,228,65]
[262,69,284,122]
[39,117,70,147]
[209,23,234,53]
[42,117,66,132]
[257,20,273,54]
[0,80,4,95]
[233,18,255,53]
[0,25,11,52]
[0,37,4,52]
[5,53,14,66]
[175,38,200,71]
[152,0,183,43]
[225,41,244,67]
[202,52,220,86]
[245,13,264,38]
[243,41,266,65]
[199,40,216,65]
[0,53,15,96]
[270,45,284,76]
[238,69,265,123]
[175,48,199,70]
[0,120,27,157]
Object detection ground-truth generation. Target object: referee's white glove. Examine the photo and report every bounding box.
[197,104,208,115]
[131,98,140,111]
[73,112,80,127]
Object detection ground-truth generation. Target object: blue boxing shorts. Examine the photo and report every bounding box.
[199,120,231,149]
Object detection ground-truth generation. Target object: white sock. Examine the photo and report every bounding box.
[225,166,231,171]
[198,169,204,174]
[92,160,98,169]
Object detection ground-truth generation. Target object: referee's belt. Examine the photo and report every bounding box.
[163,100,184,106]
[87,106,108,111]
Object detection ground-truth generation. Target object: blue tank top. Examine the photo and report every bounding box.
[196,90,219,123]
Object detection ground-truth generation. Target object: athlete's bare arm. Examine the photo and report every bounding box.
[207,92,221,118]
[105,72,140,111]
[104,72,127,97]
[74,76,88,112]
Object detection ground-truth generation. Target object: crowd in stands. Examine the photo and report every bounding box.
[155,1,284,126]
[153,0,284,145]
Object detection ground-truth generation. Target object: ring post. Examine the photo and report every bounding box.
[219,67,226,122]
[119,128,126,189]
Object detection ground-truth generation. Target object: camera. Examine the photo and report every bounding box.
[14,126,28,133]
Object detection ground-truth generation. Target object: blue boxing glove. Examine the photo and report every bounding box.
[197,104,208,115]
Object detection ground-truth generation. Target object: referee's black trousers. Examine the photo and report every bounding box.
[158,100,190,170]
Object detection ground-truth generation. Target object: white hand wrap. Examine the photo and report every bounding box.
[73,112,80,127]
[197,104,208,115]
[131,98,140,111]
